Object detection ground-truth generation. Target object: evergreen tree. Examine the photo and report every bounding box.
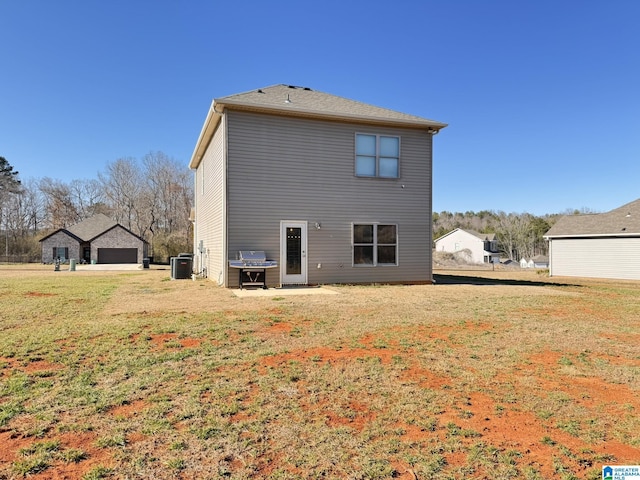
[0,156,21,194]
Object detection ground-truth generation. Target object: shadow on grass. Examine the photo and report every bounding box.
[433,273,578,288]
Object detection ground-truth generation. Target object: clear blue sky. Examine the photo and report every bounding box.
[2,0,639,216]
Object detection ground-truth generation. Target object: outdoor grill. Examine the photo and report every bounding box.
[228,251,278,289]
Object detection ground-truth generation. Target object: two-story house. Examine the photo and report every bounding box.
[189,84,446,288]
[434,228,500,264]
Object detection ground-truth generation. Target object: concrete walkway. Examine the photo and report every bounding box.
[74,263,144,271]
[232,286,339,297]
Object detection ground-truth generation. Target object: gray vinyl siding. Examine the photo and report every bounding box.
[225,110,433,287]
[549,237,640,280]
[194,115,226,285]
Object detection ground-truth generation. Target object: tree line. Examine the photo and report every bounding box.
[0,152,193,263]
[2,154,588,264]
[433,210,560,262]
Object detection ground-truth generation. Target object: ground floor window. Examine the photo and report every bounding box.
[353,224,397,266]
[53,247,68,261]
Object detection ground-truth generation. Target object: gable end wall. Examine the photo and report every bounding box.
[434,230,484,263]
[91,226,145,263]
[41,232,81,263]
[223,110,433,287]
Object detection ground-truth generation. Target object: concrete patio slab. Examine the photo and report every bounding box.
[232,286,339,297]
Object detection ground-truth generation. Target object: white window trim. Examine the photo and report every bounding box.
[355,133,401,178]
[352,222,399,267]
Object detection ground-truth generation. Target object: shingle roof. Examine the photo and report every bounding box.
[466,229,496,241]
[216,84,447,128]
[544,198,640,238]
[67,214,118,241]
[190,84,447,169]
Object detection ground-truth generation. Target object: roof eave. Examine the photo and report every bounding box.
[544,232,640,239]
[216,99,448,130]
[189,100,222,170]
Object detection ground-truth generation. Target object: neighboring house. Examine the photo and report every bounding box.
[519,256,548,269]
[189,84,447,287]
[40,214,147,264]
[531,255,549,268]
[434,228,500,264]
[544,198,640,280]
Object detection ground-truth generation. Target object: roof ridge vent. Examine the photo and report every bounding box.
[286,85,312,91]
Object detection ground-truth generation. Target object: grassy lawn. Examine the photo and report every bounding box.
[1,265,639,479]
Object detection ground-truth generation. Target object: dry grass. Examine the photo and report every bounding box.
[0,264,639,479]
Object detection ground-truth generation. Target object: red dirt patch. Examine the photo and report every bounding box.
[179,337,202,348]
[0,430,113,480]
[109,399,149,418]
[24,291,57,297]
[261,345,401,368]
[265,322,293,334]
[132,332,203,350]
[259,344,640,478]
[524,351,640,410]
[23,360,64,373]
[324,400,377,431]
[0,357,64,377]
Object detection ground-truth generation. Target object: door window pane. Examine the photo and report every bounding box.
[286,227,301,274]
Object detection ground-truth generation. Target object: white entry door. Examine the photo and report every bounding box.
[280,221,307,285]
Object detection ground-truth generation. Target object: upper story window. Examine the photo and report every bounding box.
[355,134,400,178]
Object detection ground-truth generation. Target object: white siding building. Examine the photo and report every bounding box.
[544,198,640,280]
[434,228,500,264]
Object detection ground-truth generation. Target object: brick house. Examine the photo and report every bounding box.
[40,214,147,264]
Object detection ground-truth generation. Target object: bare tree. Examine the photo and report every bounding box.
[69,179,109,219]
[142,151,193,258]
[1,179,45,260]
[98,158,143,232]
[96,153,193,260]
[39,177,80,228]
